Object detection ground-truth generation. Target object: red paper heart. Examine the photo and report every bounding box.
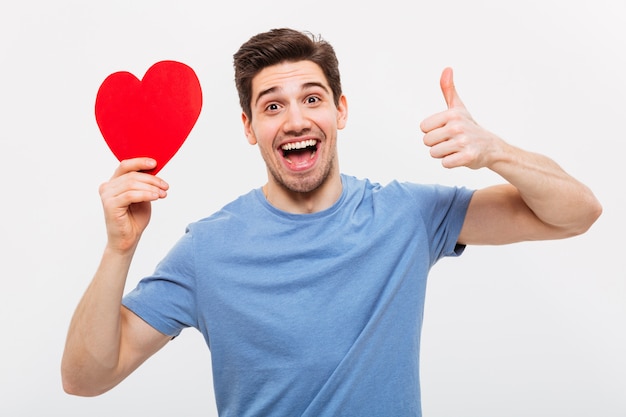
[95,60,202,175]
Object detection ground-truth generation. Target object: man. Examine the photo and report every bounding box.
[62,28,602,416]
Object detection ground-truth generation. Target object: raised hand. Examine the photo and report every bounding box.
[420,67,500,170]
[99,158,169,253]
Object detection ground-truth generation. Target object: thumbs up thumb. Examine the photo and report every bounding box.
[440,67,466,109]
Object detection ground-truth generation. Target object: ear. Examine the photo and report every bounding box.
[336,95,348,130]
[241,112,257,145]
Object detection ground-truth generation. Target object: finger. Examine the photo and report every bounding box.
[112,158,158,179]
[101,179,162,200]
[440,67,466,110]
[428,142,466,169]
[102,169,169,201]
[100,178,167,213]
[420,110,449,133]
[422,128,450,148]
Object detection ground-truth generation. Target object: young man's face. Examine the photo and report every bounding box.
[242,60,347,196]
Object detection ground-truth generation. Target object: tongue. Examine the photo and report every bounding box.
[285,149,313,166]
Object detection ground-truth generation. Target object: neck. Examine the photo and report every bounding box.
[263,171,342,214]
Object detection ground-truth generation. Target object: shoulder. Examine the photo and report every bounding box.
[340,175,474,229]
[186,189,262,235]
[343,174,471,207]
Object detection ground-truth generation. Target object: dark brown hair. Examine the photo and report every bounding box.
[233,28,342,119]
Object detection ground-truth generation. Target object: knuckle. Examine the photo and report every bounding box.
[448,123,465,137]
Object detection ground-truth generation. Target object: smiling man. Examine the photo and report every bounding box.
[62,28,602,416]
[242,59,347,212]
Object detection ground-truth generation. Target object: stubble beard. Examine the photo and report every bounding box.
[267,149,337,195]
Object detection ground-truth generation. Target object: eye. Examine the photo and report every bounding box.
[306,96,320,104]
[265,103,280,112]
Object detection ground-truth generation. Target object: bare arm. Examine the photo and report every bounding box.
[420,68,602,245]
[62,158,171,396]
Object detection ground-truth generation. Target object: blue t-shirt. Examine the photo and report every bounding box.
[123,174,474,417]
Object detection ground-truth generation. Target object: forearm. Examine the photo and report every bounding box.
[422,68,601,242]
[61,246,135,396]
[490,140,602,235]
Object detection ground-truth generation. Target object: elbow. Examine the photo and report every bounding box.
[62,370,105,397]
[62,375,93,397]
[581,199,603,233]
[62,380,91,397]
[563,197,603,238]
[579,196,603,233]
[61,360,114,397]
[62,376,112,398]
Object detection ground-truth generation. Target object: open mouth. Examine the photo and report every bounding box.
[280,139,319,167]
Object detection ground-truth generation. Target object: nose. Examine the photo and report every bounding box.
[282,102,311,134]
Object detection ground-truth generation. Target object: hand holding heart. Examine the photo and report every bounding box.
[420,67,500,170]
[99,158,170,253]
[94,61,200,250]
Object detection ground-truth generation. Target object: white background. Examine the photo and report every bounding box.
[1,1,624,416]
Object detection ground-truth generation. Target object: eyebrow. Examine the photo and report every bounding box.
[254,82,330,107]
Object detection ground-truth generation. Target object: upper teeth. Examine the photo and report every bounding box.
[281,139,317,151]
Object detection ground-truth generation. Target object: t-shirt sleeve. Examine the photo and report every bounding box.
[122,228,198,338]
[431,185,474,261]
[406,182,475,264]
